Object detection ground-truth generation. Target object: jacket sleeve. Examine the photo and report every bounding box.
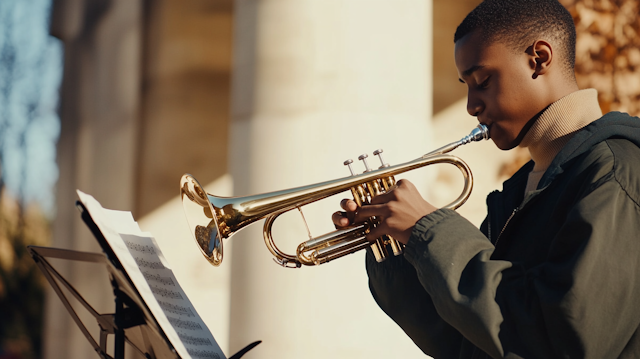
[403,179,640,358]
[366,249,464,358]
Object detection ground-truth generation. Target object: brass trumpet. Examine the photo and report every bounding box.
[180,124,489,268]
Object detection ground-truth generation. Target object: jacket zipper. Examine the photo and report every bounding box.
[488,215,492,244]
[494,207,519,247]
[486,190,501,244]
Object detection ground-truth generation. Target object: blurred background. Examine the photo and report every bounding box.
[0,0,638,358]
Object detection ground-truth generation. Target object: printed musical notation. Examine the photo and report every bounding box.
[126,242,157,255]
[187,348,222,359]
[168,317,203,331]
[143,271,175,286]
[158,300,195,317]
[150,285,183,300]
[134,257,164,270]
[123,233,224,356]
[122,232,225,358]
[77,190,226,359]
[178,332,211,345]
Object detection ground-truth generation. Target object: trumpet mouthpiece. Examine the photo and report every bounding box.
[463,124,490,144]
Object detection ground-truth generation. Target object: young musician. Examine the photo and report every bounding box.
[333,0,640,357]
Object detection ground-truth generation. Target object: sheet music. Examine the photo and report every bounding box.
[77,190,226,359]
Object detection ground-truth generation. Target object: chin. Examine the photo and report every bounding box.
[492,138,519,151]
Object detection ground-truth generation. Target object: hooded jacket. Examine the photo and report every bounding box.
[366,112,640,359]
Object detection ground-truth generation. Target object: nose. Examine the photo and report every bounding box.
[466,92,484,117]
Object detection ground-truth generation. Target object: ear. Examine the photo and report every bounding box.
[526,40,553,79]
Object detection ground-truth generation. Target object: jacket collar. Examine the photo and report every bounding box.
[494,111,640,204]
[538,111,640,189]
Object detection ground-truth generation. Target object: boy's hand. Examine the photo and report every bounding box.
[332,199,358,228]
[331,179,437,244]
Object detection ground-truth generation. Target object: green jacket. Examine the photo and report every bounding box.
[367,112,640,359]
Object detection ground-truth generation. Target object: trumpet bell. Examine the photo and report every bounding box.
[180,175,224,265]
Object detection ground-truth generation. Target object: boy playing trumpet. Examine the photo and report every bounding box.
[334,0,640,357]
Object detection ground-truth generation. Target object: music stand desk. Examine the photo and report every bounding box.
[29,201,259,359]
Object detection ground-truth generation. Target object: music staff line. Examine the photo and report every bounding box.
[150,285,183,300]
[125,241,157,255]
[187,348,222,359]
[178,332,213,346]
[158,300,195,317]
[135,257,164,270]
[168,316,203,331]
[143,271,175,286]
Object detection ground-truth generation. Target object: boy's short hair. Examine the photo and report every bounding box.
[455,0,576,77]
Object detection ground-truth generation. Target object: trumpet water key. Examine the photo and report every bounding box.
[180,124,489,268]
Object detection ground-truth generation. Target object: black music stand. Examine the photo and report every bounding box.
[29,201,260,359]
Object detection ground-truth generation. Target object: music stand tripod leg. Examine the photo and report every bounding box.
[114,295,125,359]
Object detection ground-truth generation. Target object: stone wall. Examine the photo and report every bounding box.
[136,0,233,217]
[432,0,482,114]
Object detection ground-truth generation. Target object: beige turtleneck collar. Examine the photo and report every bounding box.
[519,88,603,193]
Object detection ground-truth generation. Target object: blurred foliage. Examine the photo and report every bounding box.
[0,0,60,356]
[0,0,62,216]
[0,189,51,359]
[562,0,640,116]
[500,0,640,180]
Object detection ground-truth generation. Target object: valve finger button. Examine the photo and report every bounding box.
[358,154,371,172]
[343,159,355,176]
[373,149,388,168]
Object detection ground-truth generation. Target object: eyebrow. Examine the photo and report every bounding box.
[458,65,485,83]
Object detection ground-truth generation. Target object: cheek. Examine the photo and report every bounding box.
[492,80,535,126]
[493,79,529,115]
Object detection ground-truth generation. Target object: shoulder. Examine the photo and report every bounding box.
[569,138,640,204]
[606,139,640,204]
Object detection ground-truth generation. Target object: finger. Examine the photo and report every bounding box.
[339,198,359,224]
[395,178,413,188]
[332,211,351,228]
[369,190,394,205]
[340,198,358,212]
[353,204,387,224]
[365,221,388,242]
[369,179,415,205]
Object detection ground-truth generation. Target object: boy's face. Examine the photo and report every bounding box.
[455,30,544,150]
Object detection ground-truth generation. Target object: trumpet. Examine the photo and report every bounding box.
[180,124,489,268]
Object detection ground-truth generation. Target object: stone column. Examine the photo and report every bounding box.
[228,1,432,357]
[45,0,142,358]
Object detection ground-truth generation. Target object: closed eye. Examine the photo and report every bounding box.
[479,77,490,89]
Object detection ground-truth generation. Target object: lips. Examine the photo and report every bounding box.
[478,120,492,134]
[483,124,492,139]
